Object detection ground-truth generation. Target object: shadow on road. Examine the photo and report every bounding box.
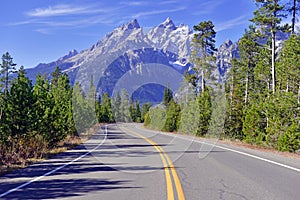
[0,178,138,199]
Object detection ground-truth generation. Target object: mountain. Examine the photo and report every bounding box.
[215,39,239,79]
[26,18,238,103]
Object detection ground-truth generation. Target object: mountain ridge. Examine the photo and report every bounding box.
[26,18,239,102]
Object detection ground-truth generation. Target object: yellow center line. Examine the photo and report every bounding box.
[157,145,185,200]
[120,126,185,200]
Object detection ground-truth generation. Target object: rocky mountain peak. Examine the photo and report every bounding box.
[158,17,176,30]
[58,49,78,62]
[121,19,140,31]
[219,39,233,49]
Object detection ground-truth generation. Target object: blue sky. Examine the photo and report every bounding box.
[0,0,256,68]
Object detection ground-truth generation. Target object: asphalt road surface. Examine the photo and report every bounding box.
[1,123,300,200]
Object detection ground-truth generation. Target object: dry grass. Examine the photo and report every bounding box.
[0,124,102,176]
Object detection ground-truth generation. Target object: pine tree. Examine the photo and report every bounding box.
[163,86,173,106]
[288,0,300,34]
[191,20,217,94]
[196,87,212,136]
[277,34,300,102]
[120,89,131,122]
[113,92,122,122]
[177,80,199,135]
[141,102,151,122]
[72,82,87,133]
[49,72,75,147]
[238,28,259,103]
[242,98,266,144]
[0,52,16,96]
[163,99,181,132]
[147,105,167,130]
[33,74,53,141]
[129,103,136,122]
[8,67,35,138]
[251,0,286,93]
[135,101,142,122]
[254,40,272,93]
[99,93,113,122]
[224,59,246,139]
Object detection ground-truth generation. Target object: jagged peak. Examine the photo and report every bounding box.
[120,19,140,31]
[68,49,78,56]
[219,39,233,49]
[58,49,78,61]
[158,17,176,30]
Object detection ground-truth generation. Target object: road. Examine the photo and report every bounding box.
[0,123,300,200]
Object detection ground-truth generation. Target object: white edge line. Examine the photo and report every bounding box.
[135,125,300,173]
[0,125,108,198]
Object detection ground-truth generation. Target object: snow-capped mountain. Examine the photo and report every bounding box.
[215,39,239,77]
[26,18,238,102]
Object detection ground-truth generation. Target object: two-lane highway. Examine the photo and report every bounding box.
[1,123,300,199]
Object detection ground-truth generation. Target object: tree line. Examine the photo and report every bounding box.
[145,0,300,153]
[0,58,150,167]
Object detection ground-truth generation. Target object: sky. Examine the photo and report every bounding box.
[0,0,257,69]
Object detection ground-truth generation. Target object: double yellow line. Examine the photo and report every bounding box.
[120,126,185,200]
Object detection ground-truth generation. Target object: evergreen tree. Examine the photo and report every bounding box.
[224,59,245,139]
[163,86,173,106]
[147,105,167,130]
[196,87,212,136]
[120,89,130,122]
[7,67,35,139]
[113,92,122,122]
[277,34,300,102]
[251,0,286,93]
[33,74,53,141]
[72,82,87,133]
[51,66,61,87]
[99,93,113,122]
[238,28,259,103]
[0,52,16,96]
[254,40,272,93]
[242,98,266,145]
[178,99,199,135]
[163,99,181,132]
[288,0,300,34]
[177,81,199,135]
[191,20,217,93]
[141,102,151,122]
[129,103,136,122]
[49,72,75,147]
[135,101,142,122]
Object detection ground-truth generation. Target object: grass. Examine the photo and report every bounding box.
[0,124,102,176]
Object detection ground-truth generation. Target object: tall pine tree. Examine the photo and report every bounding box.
[191,20,217,94]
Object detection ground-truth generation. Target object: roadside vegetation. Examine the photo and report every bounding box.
[0,55,149,172]
[145,0,300,153]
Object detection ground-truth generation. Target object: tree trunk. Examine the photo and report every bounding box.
[292,0,296,34]
[229,73,234,121]
[245,73,249,104]
[298,81,300,104]
[271,30,276,94]
[4,68,9,97]
[201,69,205,93]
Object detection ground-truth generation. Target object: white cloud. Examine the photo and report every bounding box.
[26,4,108,17]
[158,0,179,5]
[192,0,223,15]
[215,15,249,32]
[9,3,121,33]
[130,6,186,19]
[120,1,148,6]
